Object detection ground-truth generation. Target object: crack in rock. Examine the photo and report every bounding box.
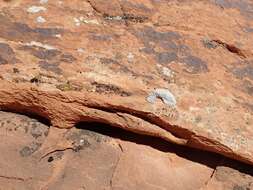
[0,175,32,182]
[0,82,252,166]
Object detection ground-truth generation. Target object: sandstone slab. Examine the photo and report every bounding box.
[0,0,252,167]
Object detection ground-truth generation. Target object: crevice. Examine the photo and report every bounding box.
[204,167,217,187]
[110,152,121,190]
[76,121,253,176]
[76,109,188,146]
[75,121,220,168]
[83,103,193,139]
[85,0,104,15]
[85,0,148,26]
[39,147,74,161]
[0,175,31,182]
[114,0,128,26]
[212,39,247,58]
[104,14,148,24]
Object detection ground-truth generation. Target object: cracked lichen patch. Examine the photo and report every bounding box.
[244,103,253,112]
[0,43,20,64]
[213,0,253,19]
[214,166,253,190]
[38,61,62,74]
[56,81,83,92]
[121,0,152,13]
[91,81,132,96]
[229,60,253,95]
[60,53,77,63]
[241,80,253,96]
[245,27,253,33]
[0,111,49,158]
[134,26,208,74]
[19,45,61,60]
[85,55,143,79]
[232,64,253,80]
[134,26,183,63]
[134,26,181,49]
[99,57,119,65]
[67,127,109,152]
[0,14,63,43]
[89,33,116,41]
[20,142,42,157]
[156,65,175,83]
[202,38,219,49]
[19,43,76,67]
[181,55,209,74]
[156,52,178,64]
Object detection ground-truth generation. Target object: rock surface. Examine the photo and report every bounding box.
[0,0,252,188]
[0,111,252,190]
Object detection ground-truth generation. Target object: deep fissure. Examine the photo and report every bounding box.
[75,121,253,176]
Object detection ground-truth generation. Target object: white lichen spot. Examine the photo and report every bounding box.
[55,34,62,38]
[157,64,174,78]
[24,41,56,50]
[82,19,99,25]
[73,17,81,26]
[58,1,63,5]
[189,107,200,111]
[105,16,123,21]
[147,88,177,107]
[27,6,46,13]
[162,67,173,77]
[74,17,99,26]
[36,16,46,23]
[127,52,134,62]
[77,48,85,53]
[39,0,48,4]
[80,139,85,145]
[205,106,218,114]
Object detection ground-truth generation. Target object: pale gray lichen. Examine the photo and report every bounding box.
[27,6,46,13]
[40,0,48,4]
[36,16,46,23]
[146,88,177,107]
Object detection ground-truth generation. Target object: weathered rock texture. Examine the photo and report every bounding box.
[0,0,252,170]
[0,111,252,190]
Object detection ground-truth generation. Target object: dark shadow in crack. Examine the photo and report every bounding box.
[0,109,51,126]
[76,121,253,176]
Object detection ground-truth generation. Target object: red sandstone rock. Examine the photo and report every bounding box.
[0,111,252,190]
[0,0,252,188]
